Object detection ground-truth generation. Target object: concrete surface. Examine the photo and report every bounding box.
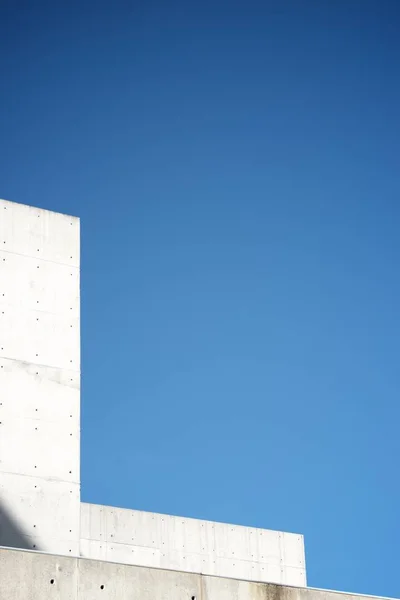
[0,546,395,600]
[0,199,81,555]
[80,503,306,586]
[0,198,307,587]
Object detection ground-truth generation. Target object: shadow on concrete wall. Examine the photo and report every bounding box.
[0,500,38,551]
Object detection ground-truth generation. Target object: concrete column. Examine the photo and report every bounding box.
[0,199,80,555]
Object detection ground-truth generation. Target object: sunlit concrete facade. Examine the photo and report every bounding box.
[0,199,311,597]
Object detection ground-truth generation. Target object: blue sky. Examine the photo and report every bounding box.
[1,0,400,596]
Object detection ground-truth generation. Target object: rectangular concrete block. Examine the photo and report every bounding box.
[106,504,159,547]
[0,472,80,555]
[0,409,79,482]
[0,249,79,314]
[0,303,79,370]
[0,199,81,556]
[80,504,306,586]
[1,358,79,422]
[80,539,108,562]
[0,198,307,587]
[0,547,393,600]
[281,532,307,569]
[77,555,201,600]
[0,547,78,600]
[0,199,79,266]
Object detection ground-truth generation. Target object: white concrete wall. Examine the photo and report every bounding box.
[0,546,391,600]
[0,199,80,555]
[0,198,307,584]
[80,503,306,587]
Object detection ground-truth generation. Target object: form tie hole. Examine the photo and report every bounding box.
[50,579,54,584]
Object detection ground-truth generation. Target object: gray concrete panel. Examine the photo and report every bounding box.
[0,547,394,600]
[80,503,306,586]
[0,547,78,599]
[0,472,80,553]
[0,199,81,555]
[0,198,307,582]
[0,199,79,266]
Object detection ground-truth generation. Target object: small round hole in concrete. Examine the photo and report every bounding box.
[50,579,55,584]
[100,585,105,590]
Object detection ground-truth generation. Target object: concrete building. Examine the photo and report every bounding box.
[0,199,393,600]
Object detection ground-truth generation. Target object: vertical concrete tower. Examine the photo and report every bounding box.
[0,199,80,555]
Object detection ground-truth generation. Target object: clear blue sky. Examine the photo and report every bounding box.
[1,0,399,596]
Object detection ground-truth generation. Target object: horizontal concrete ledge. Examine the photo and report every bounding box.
[0,546,397,600]
[80,503,306,586]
